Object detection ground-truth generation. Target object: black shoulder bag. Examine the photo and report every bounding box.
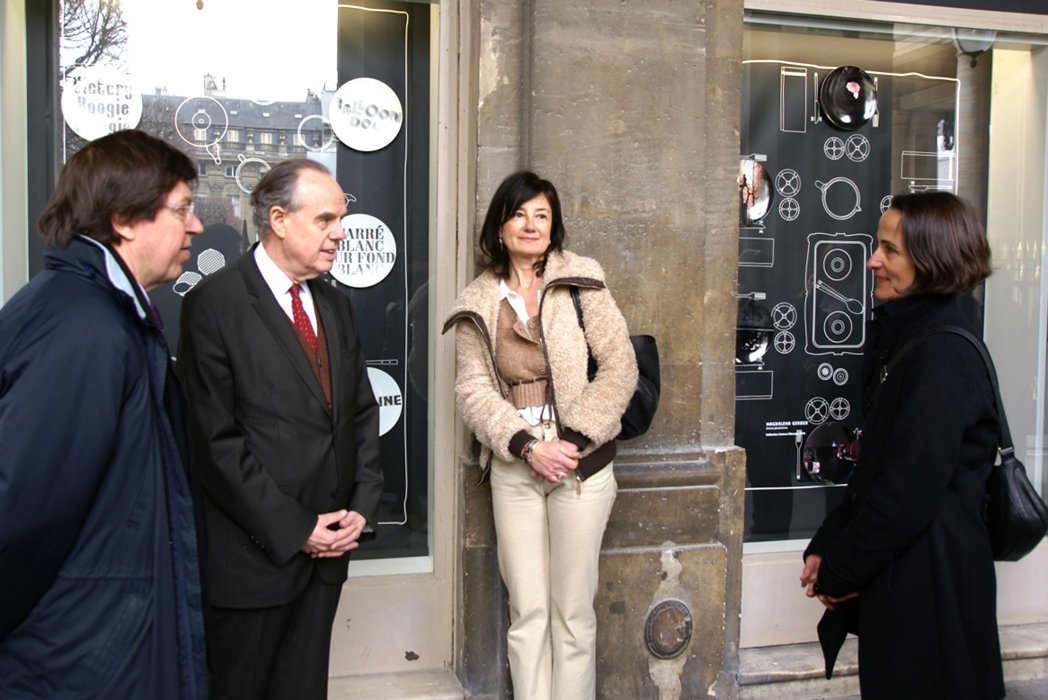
[876,326,1048,561]
[569,286,660,440]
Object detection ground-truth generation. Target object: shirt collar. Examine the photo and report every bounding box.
[78,236,150,321]
[254,241,301,297]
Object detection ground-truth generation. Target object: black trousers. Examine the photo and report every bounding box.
[207,569,341,700]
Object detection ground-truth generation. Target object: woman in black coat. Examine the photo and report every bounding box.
[801,191,1005,699]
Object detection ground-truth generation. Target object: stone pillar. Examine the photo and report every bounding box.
[462,0,745,697]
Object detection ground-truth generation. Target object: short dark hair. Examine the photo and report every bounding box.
[251,159,332,238]
[890,191,992,294]
[478,170,566,277]
[37,129,197,248]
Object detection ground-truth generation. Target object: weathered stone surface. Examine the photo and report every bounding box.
[597,544,728,699]
[462,0,745,697]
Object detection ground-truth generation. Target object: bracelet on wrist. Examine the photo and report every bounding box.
[521,439,539,465]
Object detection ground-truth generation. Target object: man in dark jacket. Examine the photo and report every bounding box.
[0,129,208,698]
[178,159,383,700]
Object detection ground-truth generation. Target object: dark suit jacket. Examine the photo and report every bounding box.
[177,246,383,609]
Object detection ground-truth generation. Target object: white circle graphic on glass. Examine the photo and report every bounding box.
[330,78,404,152]
[235,154,271,194]
[880,195,894,214]
[823,137,845,161]
[823,310,854,343]
[817,363,834,381]
[779,197,800,221]
[331,213,397,288]
[815,177,862,221]
[774,330,796,354]
[829,397,851,420]
[845,134,870,162]
[822,249,853,282]
[775,169,801,197]
[805,397,830,424]
[175,96,229,163]
[772,302,797,330]
[297,114,336,152]
[61,67,143,141]
[367,367,403,436]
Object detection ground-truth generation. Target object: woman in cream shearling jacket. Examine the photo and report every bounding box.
[443,248,637,480]
[443,171,636,700]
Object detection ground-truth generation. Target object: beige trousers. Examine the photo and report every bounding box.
[490,446,617,700]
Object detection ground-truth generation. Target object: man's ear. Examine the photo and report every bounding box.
[269,207,288,240]
[110,216,136,244]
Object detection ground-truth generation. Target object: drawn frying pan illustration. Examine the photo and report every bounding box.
[819,65,878,131]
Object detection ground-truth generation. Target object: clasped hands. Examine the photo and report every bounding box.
[528,439,579,484]
[302,509,367,559]
[800,554,860,611]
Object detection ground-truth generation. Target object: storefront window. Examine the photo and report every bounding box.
[44,0,440,562]
[738,10,1048,547]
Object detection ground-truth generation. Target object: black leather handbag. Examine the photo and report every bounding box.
[879,326,1048,561]
[570,286,660,440]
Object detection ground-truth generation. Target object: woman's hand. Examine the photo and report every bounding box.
[528,439,580,483]
[801,554,859,610]
[800,554,822,597]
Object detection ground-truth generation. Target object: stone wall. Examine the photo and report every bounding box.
[460,0,745,697]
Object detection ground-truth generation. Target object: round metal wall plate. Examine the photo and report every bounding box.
[644,599,693,660]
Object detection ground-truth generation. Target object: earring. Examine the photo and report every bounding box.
[498,237,504,249]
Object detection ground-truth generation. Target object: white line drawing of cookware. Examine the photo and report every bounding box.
[779,197,800,221]
[805,396,830,424]
[815,363,850,387]
[772,302,797,330]
[780,66,809,133]
[822,311,855,346]
[829,397,851,420]
[736,368,774,401]
[880,195,893,214]
[234,154,271,194]
[811,71,823,124]
[774,330,796,354]
[823,136,845,161]
[845,134,870,162]
[815,279,864,314]
[739,234,775,268]
[821,246,854,282]
[297,114,336,152]
[805,233,872,355]
[775,169,801,197]
[175,96,229,164]
[901,150,957,192]
[737,290,767,301]
[815,177,862,220]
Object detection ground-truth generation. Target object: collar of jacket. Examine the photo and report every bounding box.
[45,235,153,326]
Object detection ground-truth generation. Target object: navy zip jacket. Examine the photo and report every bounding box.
[0,237,208,698]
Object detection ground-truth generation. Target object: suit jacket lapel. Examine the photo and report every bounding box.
[237,249,329,411]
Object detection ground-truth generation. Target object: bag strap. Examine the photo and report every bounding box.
[570,285,585,330]
[873,326,1014,455]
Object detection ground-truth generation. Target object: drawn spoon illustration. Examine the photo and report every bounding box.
[816,279,864,314]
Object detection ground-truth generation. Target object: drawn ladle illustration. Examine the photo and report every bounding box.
[816,279,864,314]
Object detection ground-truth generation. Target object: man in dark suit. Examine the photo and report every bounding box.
[178,159,383,700]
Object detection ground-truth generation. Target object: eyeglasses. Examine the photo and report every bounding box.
[164,201,196,222]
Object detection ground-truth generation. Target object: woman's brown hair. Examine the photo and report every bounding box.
[890,191,992,294]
